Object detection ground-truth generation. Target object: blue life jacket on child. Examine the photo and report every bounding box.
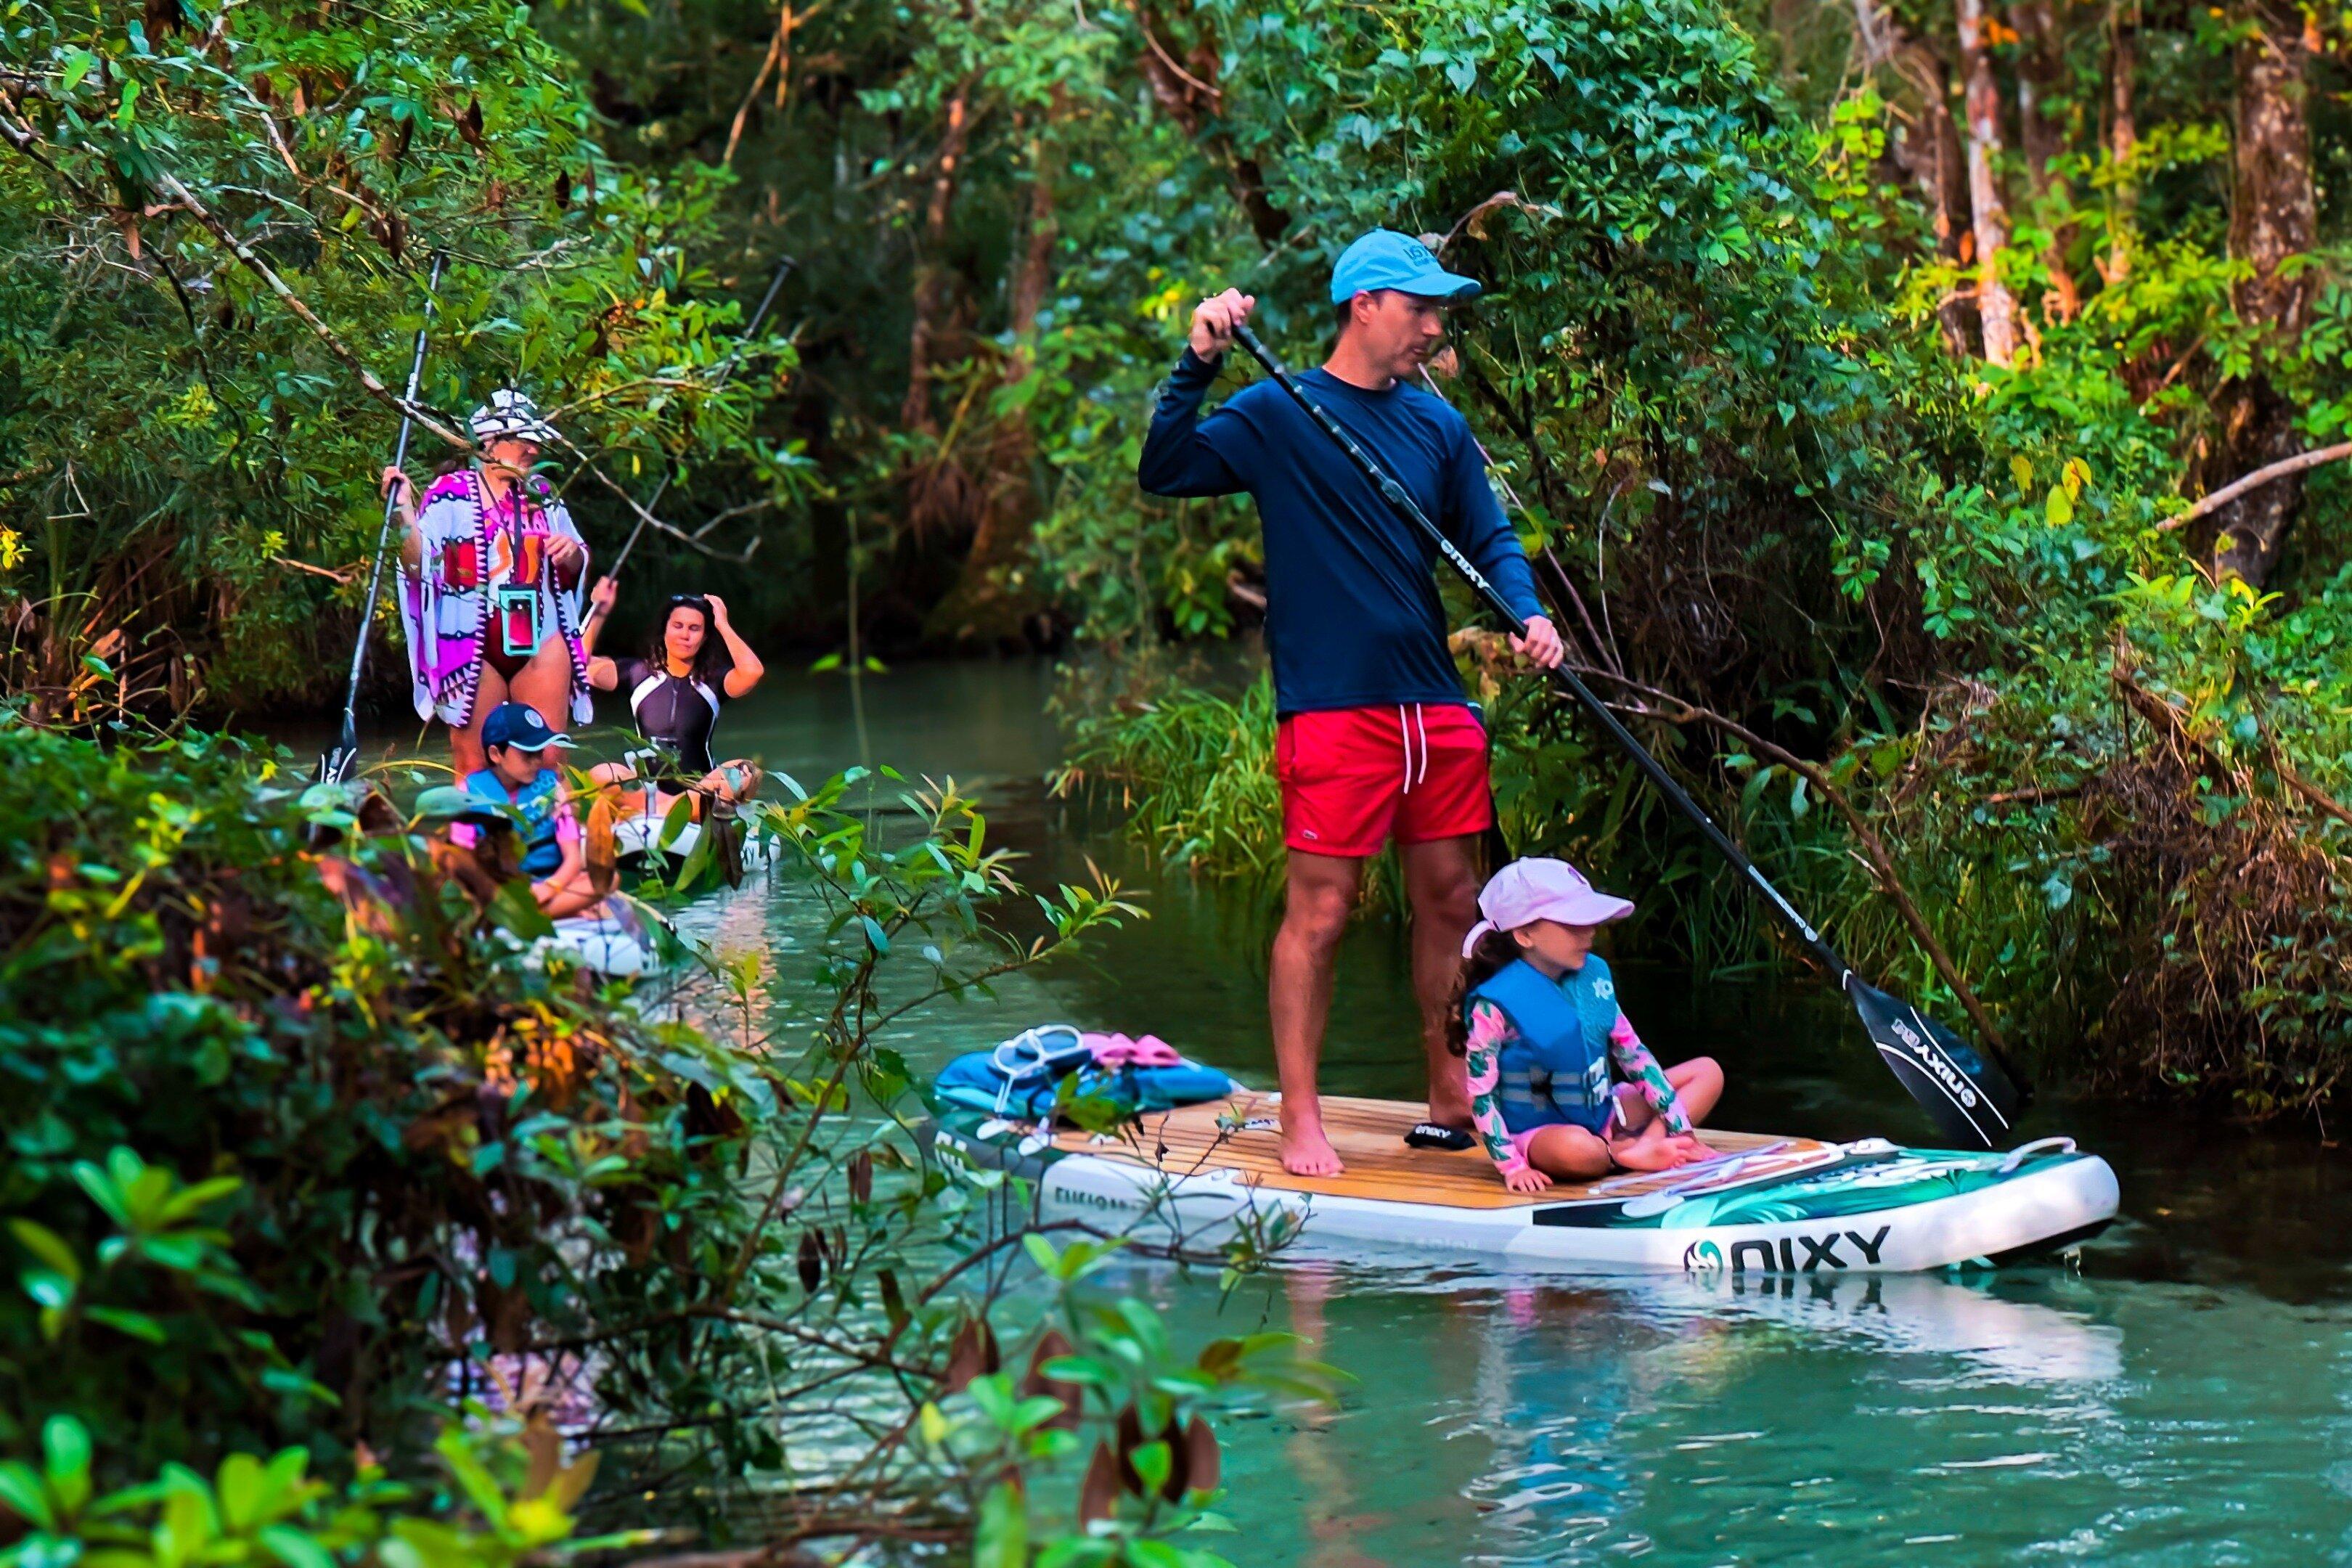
[462,767,565,876]
[1465,955,1622,1135]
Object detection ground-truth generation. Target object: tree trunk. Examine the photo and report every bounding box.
[2010,0,2079,322]
[1956,0,2018,365]
[902,78,973,436]
[1855,0,1977,355]
[1132,0,1288,246]
[2201,0,2316,585]
[925,128,1060,648]
[2103,0,2137,285]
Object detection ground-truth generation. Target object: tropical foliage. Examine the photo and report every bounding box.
[0,711,1317,1559]
[1,0,796,713]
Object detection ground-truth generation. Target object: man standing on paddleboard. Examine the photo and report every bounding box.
[1138,231,1565,1176]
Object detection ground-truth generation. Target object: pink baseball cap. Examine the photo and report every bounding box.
[1461,857,1634,956]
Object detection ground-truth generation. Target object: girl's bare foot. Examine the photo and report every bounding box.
[1608,1122,1687,1173]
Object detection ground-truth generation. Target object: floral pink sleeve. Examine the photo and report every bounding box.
[1609,1014,1691,1135]
[1463,1000,1527,1175]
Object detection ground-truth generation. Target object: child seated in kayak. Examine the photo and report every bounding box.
[1448,857,1723,1193]
[452,703,607,920]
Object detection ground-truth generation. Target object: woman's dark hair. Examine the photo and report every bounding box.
[1445,926,1524,1057]
[648,595,731,685]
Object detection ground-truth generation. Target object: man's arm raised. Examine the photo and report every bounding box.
[1136,290,1259,499]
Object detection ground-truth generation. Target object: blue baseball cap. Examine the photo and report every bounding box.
[481,702,577,754]
[1329,229,1482,305]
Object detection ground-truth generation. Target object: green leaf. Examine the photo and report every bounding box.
[23,1268,75,1312]
[72,1159,133,1227]
[258,1524,338,1568]
[489,879,558,941]
[85,1305,168,1344]
[434,1428,511,1529]
[0,1461,57,1530]
[158,1175,242,1224]
[216,1452,264,1530]
[974,1479,1027,1568]
[2045,483,2073,528]
[42,1416,92,1514]
[10,1220,82,1286]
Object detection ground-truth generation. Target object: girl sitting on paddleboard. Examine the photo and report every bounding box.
[1449,858,1723,1192]
[579,582,766,820]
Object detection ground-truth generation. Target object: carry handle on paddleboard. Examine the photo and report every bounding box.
[605,253,799,580]
[322,250,445,788]
[1227,322,2030,1150]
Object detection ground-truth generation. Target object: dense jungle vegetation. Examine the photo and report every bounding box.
[9,0,2352,1546]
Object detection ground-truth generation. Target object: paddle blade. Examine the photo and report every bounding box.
[1846,978,2025,1150]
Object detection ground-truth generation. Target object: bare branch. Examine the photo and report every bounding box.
[156,173,470,449]
[2157,439,2352,531]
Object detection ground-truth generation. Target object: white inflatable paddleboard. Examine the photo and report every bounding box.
[612,814,779,870]
[934,1090,2118,1275]
[529,914,658,976]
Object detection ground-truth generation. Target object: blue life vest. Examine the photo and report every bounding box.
[1466,955,1622,1135]
[463,767,565,876]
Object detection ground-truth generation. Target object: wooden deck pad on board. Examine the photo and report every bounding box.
[1050,1093,1832,1210]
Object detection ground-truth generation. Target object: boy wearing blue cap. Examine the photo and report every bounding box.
[1137,230,1566,1177]
[453,702,604,918]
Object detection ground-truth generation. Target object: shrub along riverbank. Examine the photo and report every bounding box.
[1062,548,2352,1124]
[0,714,1313,1563]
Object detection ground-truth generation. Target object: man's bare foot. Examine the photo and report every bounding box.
[1280,1114,1345,1176]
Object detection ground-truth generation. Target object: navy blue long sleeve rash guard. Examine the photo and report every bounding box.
[1137,347,1544,717]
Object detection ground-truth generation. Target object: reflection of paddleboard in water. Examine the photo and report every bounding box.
[934,1090,2119,1274]
[1633,1270,2123,1384]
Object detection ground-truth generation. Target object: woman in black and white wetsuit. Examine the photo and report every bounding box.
[582,581,767,816]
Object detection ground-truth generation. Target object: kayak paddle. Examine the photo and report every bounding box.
[1228,322,2029,1150]
[320,250,444,788]
[604,253,799,580]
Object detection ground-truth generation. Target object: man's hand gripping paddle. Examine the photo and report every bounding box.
[1228,323,2030,1150]
[319,251,444,790]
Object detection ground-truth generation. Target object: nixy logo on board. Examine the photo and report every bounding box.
[1683,1226,1892,1273]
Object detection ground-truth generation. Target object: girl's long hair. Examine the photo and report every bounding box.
[648,596,732,686]
[1445,927,1524,1056]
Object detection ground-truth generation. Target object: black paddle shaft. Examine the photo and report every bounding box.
[332,251,445,774]
[1228,322,2028,1148]
[605,254,799,579]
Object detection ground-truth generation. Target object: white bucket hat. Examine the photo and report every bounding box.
[1461,857,1635,956]
[469,388,558,445]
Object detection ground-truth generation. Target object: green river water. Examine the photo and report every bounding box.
[377,656,2352,1564]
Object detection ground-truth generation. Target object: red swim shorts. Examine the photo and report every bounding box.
[1273,702,1493,859]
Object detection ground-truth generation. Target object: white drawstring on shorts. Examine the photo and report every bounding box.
[1397,703,1430,794]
